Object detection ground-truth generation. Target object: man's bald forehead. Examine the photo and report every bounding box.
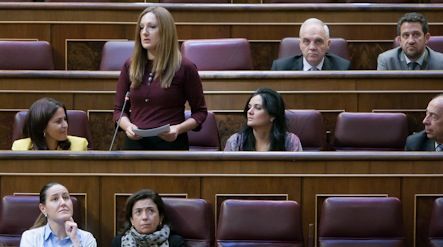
[299,18,330,38]
[430,95,443,106]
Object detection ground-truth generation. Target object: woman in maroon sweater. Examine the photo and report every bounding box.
[113,7,207,150]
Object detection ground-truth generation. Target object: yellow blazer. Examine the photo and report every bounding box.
[12,136,88,151]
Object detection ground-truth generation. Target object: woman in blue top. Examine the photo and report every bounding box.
[20,182,96,247]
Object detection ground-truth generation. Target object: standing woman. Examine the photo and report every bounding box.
[20,182,96,247]
[113,7,207,150]
[224,88,303,151]
[11,98,88,151]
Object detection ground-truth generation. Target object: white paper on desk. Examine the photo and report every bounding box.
[133,124,170,137]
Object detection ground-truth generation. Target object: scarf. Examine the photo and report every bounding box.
[121,224,170,247]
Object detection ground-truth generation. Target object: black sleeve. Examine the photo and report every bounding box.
[111,235,122,247]
[169,234,186,247]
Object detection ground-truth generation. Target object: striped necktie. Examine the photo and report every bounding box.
[309,67,319,71]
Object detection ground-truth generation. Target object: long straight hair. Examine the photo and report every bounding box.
[240,88,287,151]
[130,7,181,89]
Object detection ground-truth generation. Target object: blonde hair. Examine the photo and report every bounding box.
[130,7,182,89]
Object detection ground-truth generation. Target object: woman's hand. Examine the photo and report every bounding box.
[158,125,179,142]
[125,123,141,140]
[120,117,141,140]
[65,217,81,247]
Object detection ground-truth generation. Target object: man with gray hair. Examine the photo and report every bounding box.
[378,12,443,70]
[405,95,443,151]
[272,18,351,71]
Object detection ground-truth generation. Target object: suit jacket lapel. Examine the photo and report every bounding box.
[322,56,332,70]
[422,47,431,69]
[293,56,303,70]
[425,138,435,151]
[398,49,409,70]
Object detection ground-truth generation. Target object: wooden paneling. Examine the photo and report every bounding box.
[402,178,443,247]
[303,177,401,242]
[1,3,443,69]
[0,152,442,246]
[0,71,440,149]
[100,176,200,246]
[0,175,101,243]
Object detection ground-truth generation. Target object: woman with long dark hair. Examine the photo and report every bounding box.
[12,98,88,151]
[224,88,302,151]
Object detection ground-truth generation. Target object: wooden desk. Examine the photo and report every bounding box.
[0,70,440,149]
[0,151,442,246]
[1,3,443,69]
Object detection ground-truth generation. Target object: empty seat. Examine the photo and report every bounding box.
[319,197,405,247]
[163,198,214,247]
[12,110,94,149]
[46,0,110,2]
[286,110,326,151]
[161,0,230,2]
[242,0,411,2]
[216,199,303,246]
[343,0,410,2]
[429,197,443,247]
[393,36,443,53]
[181,38,253,70]
[278,37,350,60]
[186,111,220,151]
[421,36,443,53]
[99,40,134,71]
[333,112,408,151]
[0,41,54,70]
[266,0,333,2]
[0,195,81,246]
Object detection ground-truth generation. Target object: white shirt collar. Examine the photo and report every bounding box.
[403,48,427,66]
[303,57,325,71]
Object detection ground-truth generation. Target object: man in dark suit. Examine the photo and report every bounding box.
[272,18,351,71]
[405,95,443,151]
[378,12,443,70]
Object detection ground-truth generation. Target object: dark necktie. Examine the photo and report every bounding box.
[436,144,443,152]
[409,62,419,70]
[309,67,319,71]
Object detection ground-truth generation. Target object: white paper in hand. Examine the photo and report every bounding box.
[132,124,170,137]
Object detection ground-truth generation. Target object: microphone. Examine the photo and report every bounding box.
[109,91,130,151]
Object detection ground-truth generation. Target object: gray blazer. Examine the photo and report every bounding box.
[377,46,443,70]
[271,53,351,70]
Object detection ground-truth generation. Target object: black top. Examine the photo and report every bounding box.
[405,130,436,151]
[111,233,185,247]
[271,53,351,71]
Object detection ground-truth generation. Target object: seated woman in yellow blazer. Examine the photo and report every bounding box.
[12,98,88,151]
